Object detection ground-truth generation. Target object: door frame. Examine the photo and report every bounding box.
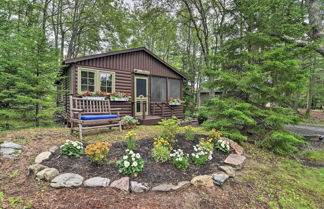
[134,76,149,116]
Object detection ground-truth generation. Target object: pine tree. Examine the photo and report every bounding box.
[202,0,311,154]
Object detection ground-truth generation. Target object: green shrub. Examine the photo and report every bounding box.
[152,145,170,163]
[184,126,195,141]
[159,116,180,142]
[261,131,305,155]
[60,140,84,157]
[197,109,208,125]
[126,131,136,150]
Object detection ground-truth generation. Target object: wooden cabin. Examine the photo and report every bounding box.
[59,47,186,124]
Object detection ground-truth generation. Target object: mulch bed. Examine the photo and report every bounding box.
[42,134,231,186]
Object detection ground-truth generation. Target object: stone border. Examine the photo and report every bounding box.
[28,138,246,193]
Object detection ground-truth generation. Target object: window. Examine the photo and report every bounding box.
[168,79,181,99]
[151,77,166,102]
[78,68,115,93]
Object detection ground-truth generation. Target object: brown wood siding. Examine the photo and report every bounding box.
[150,104,184,119]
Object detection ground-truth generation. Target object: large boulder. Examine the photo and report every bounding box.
[35,151,51,164]
[224,154,246,169]
[110,177,129,192]
[0,142,23,150]
[212,173,229,186]
[28,164,48,176]
[130,181,149,193]
[191,175,214,187]
[50,173,84,188]
[36,168,59,181]
[84,177,110,187]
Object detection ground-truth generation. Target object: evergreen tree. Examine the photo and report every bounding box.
[202,0,312,154]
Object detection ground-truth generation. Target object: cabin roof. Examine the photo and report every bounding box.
[63,47,186,79]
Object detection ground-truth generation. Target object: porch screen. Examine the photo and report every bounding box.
[168,79,181,99]
[151,77,166,102]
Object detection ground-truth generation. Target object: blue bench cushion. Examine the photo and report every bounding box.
[81,115,119,120]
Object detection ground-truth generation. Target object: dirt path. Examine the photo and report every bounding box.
[285,124,324,136]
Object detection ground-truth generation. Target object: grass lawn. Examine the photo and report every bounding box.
[0,125,323,208]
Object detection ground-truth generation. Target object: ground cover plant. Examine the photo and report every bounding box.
[116,149,144,176]
[59,140,84,157]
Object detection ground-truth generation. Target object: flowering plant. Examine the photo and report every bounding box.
[85,142,111,164]
[152,145,170,163]
[208,129,222,144]
[153,136,173,150]
[110,92,132,100]
[191,144,213,165]
[215,139,230,153]
[125,131,136,150]
[116,149,144,176]
[78,91,110,97]
[168,98,185,103]
[170,149,189,170]
[122,115,139,126]
[60,140,84,157]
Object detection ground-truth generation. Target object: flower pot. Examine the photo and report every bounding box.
[168,102,181,106]
[83,96,106,100]
[110,97,129,102]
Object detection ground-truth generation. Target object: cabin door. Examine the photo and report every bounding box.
[134,76,149,116]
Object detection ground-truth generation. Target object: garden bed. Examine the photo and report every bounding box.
[42,134,231,186]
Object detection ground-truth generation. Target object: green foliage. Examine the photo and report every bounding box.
[197,109,208,125]
[60,140,84,157]
[191,144,213,166]
[122,115,139,126]
[183,126,195,141]
[0,192,32,209]
[158,116,180,142]
[215,139,230,153]
[298,150,324,163]
[125,131,136,150]
[151,145,170,163]
[261,131,305,155]
[116,149,144,176]
[170,149,189,170]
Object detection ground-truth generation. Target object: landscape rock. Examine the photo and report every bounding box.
[50,173,84,188]
[84,177,110,187]
[110,177,129,192]
[171,181,191,190]
[35,151,51,164]
[49,146,59,153]
[224,154,246,169]
[212,173,229,186]
[220,137,244,155]
[151,183,175,192]
[0,142,23,150]
[191,175,214,187]
[28,164,48,176]
[36,168,59,181]
[130,181,149,193]
[219,165,236,177]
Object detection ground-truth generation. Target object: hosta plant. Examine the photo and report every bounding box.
[215,139,230,153]
[170,149,189,170]
[85,142,111,164]
[152,145,170,163]
[116,149,144,176]
[60,140,84,157]
[191,144,213,165]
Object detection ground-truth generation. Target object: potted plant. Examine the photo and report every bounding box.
[168,98,185,106]
[122,115,139,129]
[78,91,110,100]
[110,92,132,102]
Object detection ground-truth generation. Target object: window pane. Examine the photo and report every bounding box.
[136,102,141,113]
[88,85,94,92]
[88,72,95,78]
[81,78,87,85]
[151,77,166,102]
[168,79,181,99]
[81,71,87,78]
[81,85,88,91]
[136,78,147,97]
[99,73,112,93]
[107,86,112,93]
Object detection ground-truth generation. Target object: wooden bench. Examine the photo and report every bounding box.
[69,96,122,139]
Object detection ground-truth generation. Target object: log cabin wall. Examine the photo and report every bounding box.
[64,48,185,119]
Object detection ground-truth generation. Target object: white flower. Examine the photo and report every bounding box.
[124,161,130,168]
[135,153,141,158]
[208,155,213,160]
[132,154,136,158]
[132,161,138,167]
[129,150,134,155]
[178,157,183,161]
[126,149,130,152]
[123,155,128,160]
[132,157,135,161]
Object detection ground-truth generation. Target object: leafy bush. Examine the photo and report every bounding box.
[60,140,84,157]
[170,149,189,170]
[159,116,180,142]
[208,129,222,143]
[191,144,213,165]
[116,149,144,176]
[85,142,111,164]
[261,131,305,155]
[197,109,208,125]
[125,131,136,150]
[198,138,214,152]
[215,139,230,153]
[153,136,173,150]
[122,115,139,126]
[183,126,195,141]
[152,145,171,163]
